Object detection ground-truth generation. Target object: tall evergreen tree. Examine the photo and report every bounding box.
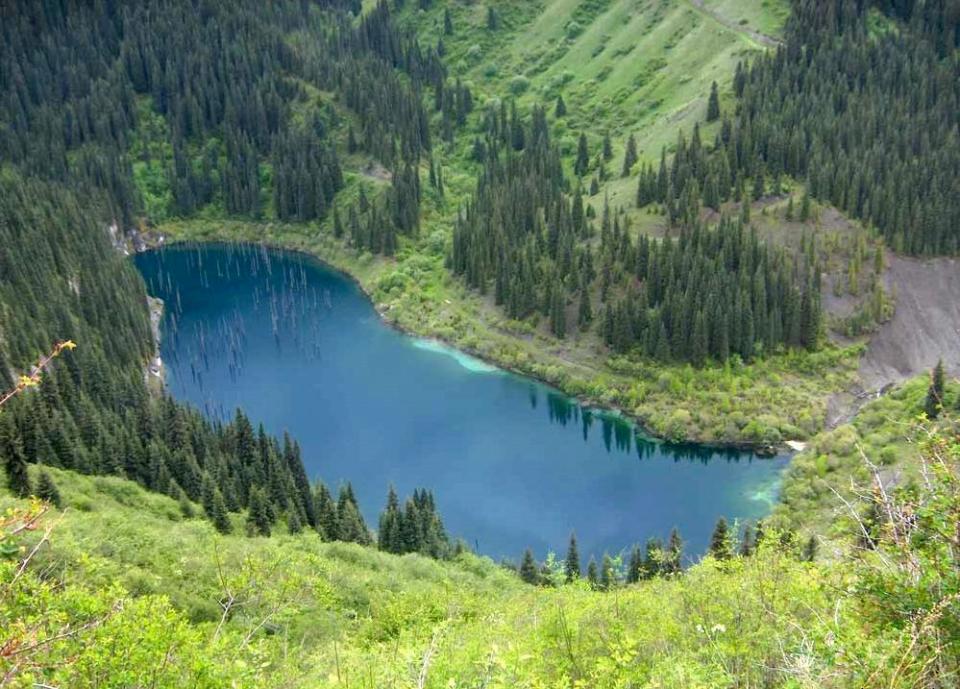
[247,487,272,537]
[666,527,683,574]
[211,487,232,534]
[586,556,599,588]
[574,133,590,177]
[519,548,539,584]
[706,81,720,122]
[709,517,731,560]
[925,359,947,419]
[36,470,62,508]
[0,415,31,498]
[626,544,642,583]
[564,532,581,582]
[621,133,638,177]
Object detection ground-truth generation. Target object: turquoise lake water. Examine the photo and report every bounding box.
[135,243,789,562]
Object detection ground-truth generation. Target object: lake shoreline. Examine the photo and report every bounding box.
[134,233,787,459]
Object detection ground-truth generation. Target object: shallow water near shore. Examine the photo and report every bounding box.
[135,243,789,561]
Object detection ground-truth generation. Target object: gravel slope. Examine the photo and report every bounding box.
[859,256,960,391]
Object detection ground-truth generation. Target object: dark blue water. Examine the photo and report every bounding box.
[135,244,788,562]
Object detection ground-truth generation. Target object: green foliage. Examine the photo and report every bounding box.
[5,413,960,686]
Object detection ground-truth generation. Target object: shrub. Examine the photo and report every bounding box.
[509,75,530,95]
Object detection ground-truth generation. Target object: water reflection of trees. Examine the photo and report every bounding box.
[143,244,767,467]
[139,243,336,423]
[538,389,759,464]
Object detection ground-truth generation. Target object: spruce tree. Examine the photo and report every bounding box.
[287,509,303,534]
[486,6,498,30]
[706,81,720,122]
[666,527,683,574]
[564,532,581,582]
[602,133,613,161]
[621,134,638,177]
[924,359,946,419]
[315,482,338,540]
[0,415,31,498]
[519,548,539,584]
[443,7,453,34]
[36,469,62,508]
[586,556,599,588]
[709,517,731,560]
[642,537,663,579]
[247,487,272,537]
[574,133,589,177]
[211,487,232,534]
[803,534,818,562]
[378,485,402,553]
[739,522,755,557]
[578,283,593,329]
[555,94,567,118]
[626,544,642,583]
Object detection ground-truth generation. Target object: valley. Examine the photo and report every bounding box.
[1,0,959,686]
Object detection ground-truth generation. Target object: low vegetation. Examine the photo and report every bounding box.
[3,394,959,686]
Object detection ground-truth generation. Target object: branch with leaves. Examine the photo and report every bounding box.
[0,340,76,409]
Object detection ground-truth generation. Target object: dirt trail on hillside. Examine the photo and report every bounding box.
[859,256,960,390]
[688,0,782,48]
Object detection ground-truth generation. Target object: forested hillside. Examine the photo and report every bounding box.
[0,0,450,538]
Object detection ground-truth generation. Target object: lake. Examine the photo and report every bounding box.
[135,243,789,562]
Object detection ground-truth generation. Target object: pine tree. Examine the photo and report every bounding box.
[287,509,303,534]
[666,527,683,573]
[574,133,589,177]
[36,469,62,508]
[709,517,731,560]
[626,544,642,583]
[800,188,811,222]
[706,81,720,122]
[486,6,498,30]
[578,282,593,329]
[739,522,754,556]
[550,281,567,338]
[211,487,232,534]
[621,134,638,177]
[0,415,31,498]
[378,485,402,553]
[247,487,272,537]
[555,94,567,118]
[564,532,581,582]
[924,359,946,419]
[740,191,751,225]
[642,537,663,579]
[519,548,539,584]
[586,557,599,588]
[315,482,338,540]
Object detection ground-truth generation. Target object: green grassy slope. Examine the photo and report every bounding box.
[1,453,935,688]
[410,0,787,166]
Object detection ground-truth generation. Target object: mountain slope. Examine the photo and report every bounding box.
[4,445,955,688]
